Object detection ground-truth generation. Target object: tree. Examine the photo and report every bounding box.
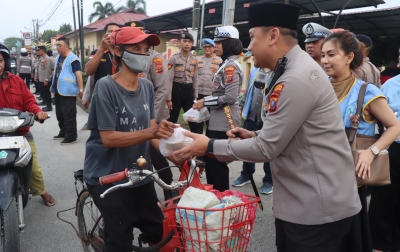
[88,1,125,23]
[4,37,24,49]
[59,23,72,34]
[42,29,58,43]
[123,0,147,14]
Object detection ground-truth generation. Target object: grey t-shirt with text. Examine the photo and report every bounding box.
[83,75,155,186]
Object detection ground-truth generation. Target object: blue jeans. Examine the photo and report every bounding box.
[240,119,273,184]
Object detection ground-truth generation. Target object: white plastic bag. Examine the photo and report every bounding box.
[159,127,193,157]
[183,107,210,123]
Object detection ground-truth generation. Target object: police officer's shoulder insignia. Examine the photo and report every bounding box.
[268,83,285,114]
[168,63,173,70]
[190,59,196,65]
[153,58,163,74]
[225,66,235,83]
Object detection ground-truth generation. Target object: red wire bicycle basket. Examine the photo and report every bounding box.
[160,190,260,252]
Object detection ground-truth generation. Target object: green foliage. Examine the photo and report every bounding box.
[4,37,24,49]
[59,23,72,34]
[42,30,58,43]
[89,1,122,23]
[369,35,400,70]
[121,0,147,14]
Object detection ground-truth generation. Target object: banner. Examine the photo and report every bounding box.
[23,32,32,46]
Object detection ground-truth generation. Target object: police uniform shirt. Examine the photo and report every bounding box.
[48,56,56,81]
[94,51,114,84]
[248,68,271,122]
[196,54,222,96]
[213,45,361,225]
[35,55,52,82]
[352,57,381,87]
[139,49,171,123]
[167,52,198,99]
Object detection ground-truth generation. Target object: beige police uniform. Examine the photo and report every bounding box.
[139,49,171,123]
[197,55,222,97]
[213,45,361,225]
[352,57,381,87]
[35,55,52,82]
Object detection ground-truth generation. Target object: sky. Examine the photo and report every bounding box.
[1,0,399,41]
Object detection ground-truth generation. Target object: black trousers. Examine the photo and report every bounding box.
[369,142,400,251]
[203,130,230,191]
[55,94,77,141]
[190,93,210,134]
[41,82,52,106]
[87,182,163,252]
[36,81,44,97]
[275,216,354,252]
[19,73,31,89]
[168,83,197,133]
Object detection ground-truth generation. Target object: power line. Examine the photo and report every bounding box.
[41,0,64,26]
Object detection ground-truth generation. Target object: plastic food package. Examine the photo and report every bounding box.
[176,187,220,251]
[182,107,210,123]
[159,127,193,157]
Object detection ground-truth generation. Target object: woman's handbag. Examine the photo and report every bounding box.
[346,83,390,186]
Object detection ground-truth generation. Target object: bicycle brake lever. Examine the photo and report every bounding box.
[100,181,133,198]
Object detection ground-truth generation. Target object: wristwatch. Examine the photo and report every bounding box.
[369,145,379,156]
[79,89,83,93]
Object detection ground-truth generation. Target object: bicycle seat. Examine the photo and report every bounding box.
[74,170,84,183]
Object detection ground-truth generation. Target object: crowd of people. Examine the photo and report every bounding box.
[1,1,400,251]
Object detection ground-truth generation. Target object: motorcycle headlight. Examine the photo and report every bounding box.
[0,116,24,133]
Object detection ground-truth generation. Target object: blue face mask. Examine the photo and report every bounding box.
[121,50,149,74]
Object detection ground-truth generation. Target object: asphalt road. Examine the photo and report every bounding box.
[20,102,277,252]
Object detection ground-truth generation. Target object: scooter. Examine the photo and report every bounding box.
[0,108,46,251]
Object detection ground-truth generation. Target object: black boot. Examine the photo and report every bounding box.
[37,101,46,106]
[42,105,52,112]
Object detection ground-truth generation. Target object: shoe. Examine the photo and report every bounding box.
[53,135,65,140]
[232,176,251,187]
[42,106,52,112]
[37,97,43,101]
[261,182,273,195]
[60,139,77,145]
[37,101,46,106]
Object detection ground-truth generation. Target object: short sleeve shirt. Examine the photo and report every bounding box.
[83,75,156,186]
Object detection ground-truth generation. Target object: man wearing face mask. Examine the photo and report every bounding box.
[83,27,179,251]
[167,32,198,133]
[123,20,175,200]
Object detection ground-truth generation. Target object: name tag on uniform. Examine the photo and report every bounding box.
[100,59,106,62]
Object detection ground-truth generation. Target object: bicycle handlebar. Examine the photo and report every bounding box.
[99,158,200,198]
[99,168,129,185]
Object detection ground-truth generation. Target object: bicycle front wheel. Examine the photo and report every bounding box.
[76,190,104,252]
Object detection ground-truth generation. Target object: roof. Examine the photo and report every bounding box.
[142,0,385,33]
[63,8,148,36]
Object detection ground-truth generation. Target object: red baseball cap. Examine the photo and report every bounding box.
[110,27,160,47]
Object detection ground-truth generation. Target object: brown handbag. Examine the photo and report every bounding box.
[346,83,390,186]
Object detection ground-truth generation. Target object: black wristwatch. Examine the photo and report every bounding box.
[207,139,216,154]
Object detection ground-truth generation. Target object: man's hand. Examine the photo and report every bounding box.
[34,78,38,82]
[82,100,89,109]
[36,112,49,123]
[101,34,111,51]
[44,81,48,86]
[172,131,209,160]
[31,74,34,78]
[192,99,205,110]
[167,101,173,111]
[150,120,179,139]
[227,127,255,139]
[78,91,83,99]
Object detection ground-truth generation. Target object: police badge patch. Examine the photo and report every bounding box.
[268,83,285,114]
[225,66,235,83]
[153,58,163,74]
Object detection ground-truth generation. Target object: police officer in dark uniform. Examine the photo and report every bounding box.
[167,32,198,133]
[192,26,243,191]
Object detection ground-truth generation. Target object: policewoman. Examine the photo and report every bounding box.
[174,3,363,251]
[192,26,243,191]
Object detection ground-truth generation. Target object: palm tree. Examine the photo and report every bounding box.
[123,0,147,14]
[88,1,125,23]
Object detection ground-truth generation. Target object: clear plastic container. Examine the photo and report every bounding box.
[159,127,194,156]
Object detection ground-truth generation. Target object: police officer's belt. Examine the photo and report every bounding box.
[173,82,193,89]
[254,81,265,89]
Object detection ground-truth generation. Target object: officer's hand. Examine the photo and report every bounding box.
[31,74,34,78]
[172,131,209,159]
[101,34,110,51]
[227,127,254,139]
[44,81,48,86]
[167,101,173,111]
[34,78,38,82]
[355,149,373,179]
[192,99,204,110]
[150,120,179,139]
[82,100,89,109]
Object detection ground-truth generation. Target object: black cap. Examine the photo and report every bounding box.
[46,50,53,56]
[181,32,194,41]
[36,45,46,51]
[123,21,145,30]
[356,34,373,48]
[248,3,300,31]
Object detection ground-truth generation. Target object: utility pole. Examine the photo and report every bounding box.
[32,19,36,44]
[79,0,85,71]
[199,0,206,47]
[222,0,236,26]
[36,20,39,44]
[72,0,79,55]
[192,0,201,48]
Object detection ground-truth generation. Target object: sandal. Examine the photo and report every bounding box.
[42,194,55,207]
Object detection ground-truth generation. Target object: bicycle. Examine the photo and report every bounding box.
[58,157,260,252]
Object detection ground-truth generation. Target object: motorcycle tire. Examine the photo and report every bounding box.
[0,197,20,252]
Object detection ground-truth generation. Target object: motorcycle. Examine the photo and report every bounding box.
[0,108,46,251]
[10,58,17,75]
